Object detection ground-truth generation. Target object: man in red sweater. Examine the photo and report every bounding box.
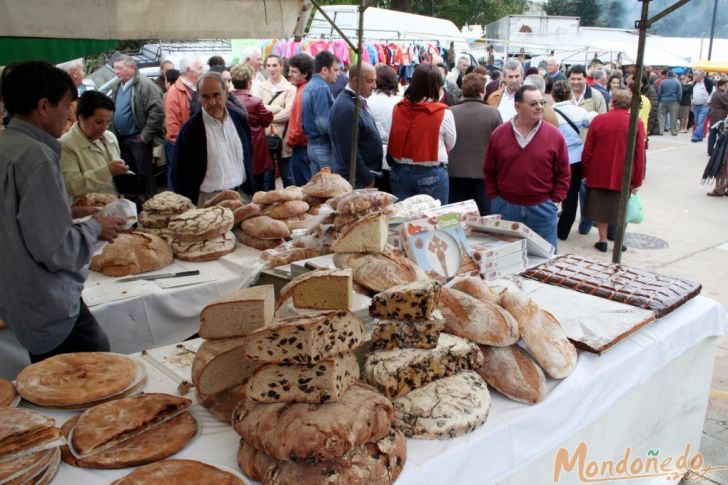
[484,85,570,249]
[285,54,314,185]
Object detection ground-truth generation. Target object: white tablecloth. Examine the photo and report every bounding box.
[26,295,727,484]
[0,245,264,380]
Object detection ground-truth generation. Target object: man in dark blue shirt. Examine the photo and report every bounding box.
[329,62,382,188]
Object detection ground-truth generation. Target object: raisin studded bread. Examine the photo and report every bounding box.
[242,311,365,364]
[392,371,491,439]
[237,430,406,485]
[245,351,359,404]
[191,338,256,396]
[365,333,484,399]
[500,289,577,379]
[199,285,274,339]
[168,207,234,242]
[438,287,520,346]
[370,315,444,351]
[476,344,547,404]
[331,213,388,254]
[276,268,353,311]
[232,383,392,463]
[369,280,442,320]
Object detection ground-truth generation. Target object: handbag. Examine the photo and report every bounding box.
[265,91,287,160]
[626,193,644,224]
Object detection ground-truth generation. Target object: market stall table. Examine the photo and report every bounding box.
[23,294,726,484]
[0,245,263,380]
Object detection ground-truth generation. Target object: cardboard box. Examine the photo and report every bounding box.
[474,249,528,273]
[468,233,527,260]
[481,259,528,281]
[399,213,478,282]
[466,216,555,258]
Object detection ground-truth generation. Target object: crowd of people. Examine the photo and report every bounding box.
[0,48,725,361]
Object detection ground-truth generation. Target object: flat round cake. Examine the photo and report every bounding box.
[111,459,246,485]
[15,353,139,407]
[0,379,17,407]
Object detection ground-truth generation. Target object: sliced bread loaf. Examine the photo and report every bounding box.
[331,213,387,254]
[199,285,274,339]
[370,315,444,351]
[276,268,352,311]
[191,338,256,396]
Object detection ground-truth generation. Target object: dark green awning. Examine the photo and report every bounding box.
[0,38,118,65]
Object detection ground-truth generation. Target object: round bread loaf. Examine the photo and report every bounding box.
[241,216,290,240]
[138,211,171,229]
[232,203,262,225]
[90,232,173,277]
[142,191,194,215]
[232,383,393,463]
[253,186,304,205]
[262,200,309,219]
[302,168,352,198]
[234,229,284,251]
[168,207,234,242]
[217,199,243,211]
[237,430,407,485]
[72,192,118,208]
[202,189,241,208]
[111,459,244,484]
[172,231,236,262]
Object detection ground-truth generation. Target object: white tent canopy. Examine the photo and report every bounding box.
[0,0,308,40]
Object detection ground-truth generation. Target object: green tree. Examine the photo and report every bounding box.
[544,0,602,26]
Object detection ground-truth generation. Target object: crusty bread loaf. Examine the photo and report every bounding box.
[331,213,387,253]
[232,383,392,463]
[72,192,118,208]
[111,459,244,484]
[476,344,547,404]
[276,268,353,311]
[243,311,365,364]
[234,229,284,250]
[90,231,173,277]
[233,203,261,225]
[201,190,240,208]
[168,207,234,242]
[262,200,309,220]
[392,371,490,439]
[191,338,256,395]
[333,246,428,293]
[262,247,323,268]
[246,351,360,403]
[138,211,171,229]
[253,186,304,205]
[143,191,194,215]
[237,430,406,485]
[217,199,243,211]
[171,231,236,262]
[438,287,520,346]
[449,275,501,305]
[301,168,353,198]
[500,290,578,379]
[335,191,396,215]
[199,285,274,339]
[241,216,290,240]
[370,315,444,351]
[365,333,484,399]
[369,280,442,320]
[282,214,308,231]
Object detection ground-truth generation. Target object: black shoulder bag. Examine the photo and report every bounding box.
[265,91,288,160]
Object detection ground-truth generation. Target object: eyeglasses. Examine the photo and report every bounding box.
[522,100,547,107]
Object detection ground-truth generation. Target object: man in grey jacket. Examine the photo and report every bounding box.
[0,61,124,362]
[657,70,682,136]
[109,54,165,199]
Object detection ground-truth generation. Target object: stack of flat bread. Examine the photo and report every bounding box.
[0,407,62,484]
[365,280,492,440]
[234,187,310,250]
[192,285,275,423]
[233,309,406,484]
[15,352,145,408]
[442,276,578,405]
[59,393,197,469]
[136,191,194,239]
[167,206,236,262]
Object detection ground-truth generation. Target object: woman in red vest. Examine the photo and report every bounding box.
[387,63,456,204]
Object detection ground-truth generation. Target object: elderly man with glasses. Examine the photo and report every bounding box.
[484,85,571,249]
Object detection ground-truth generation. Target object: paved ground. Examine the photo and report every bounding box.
[558,130,728,484]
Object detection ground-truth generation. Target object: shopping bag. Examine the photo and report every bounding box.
[626,193,644,224]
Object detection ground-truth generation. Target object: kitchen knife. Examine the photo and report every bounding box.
[117,270,200,283]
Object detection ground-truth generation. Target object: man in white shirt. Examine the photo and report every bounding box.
[173,72,255,205]
[487,59,523,122]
